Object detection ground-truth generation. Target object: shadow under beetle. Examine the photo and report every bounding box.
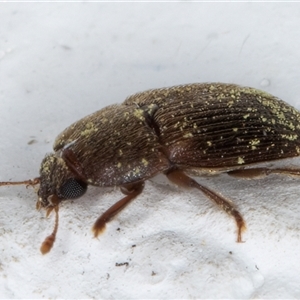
[2,83,300,253]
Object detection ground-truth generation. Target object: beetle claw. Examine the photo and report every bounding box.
[92,222,106,238]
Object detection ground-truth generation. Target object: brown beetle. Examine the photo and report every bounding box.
[2,83,300,254]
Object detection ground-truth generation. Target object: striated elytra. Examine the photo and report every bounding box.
[2,82,300,253]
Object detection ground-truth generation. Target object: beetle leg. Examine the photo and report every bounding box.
[228,167,300,179]
[92,181,145,237]
[165,169,246,242]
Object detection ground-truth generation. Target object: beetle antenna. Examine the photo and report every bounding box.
[0,178,40,188]
[40,205,59,255]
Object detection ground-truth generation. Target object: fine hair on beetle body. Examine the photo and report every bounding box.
[2,82,300,254]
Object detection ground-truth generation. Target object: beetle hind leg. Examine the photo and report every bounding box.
[228,167,300,179]
[93,181,145,237]
[165,169,246,242]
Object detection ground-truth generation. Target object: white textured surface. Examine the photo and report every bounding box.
[1,3,300,298]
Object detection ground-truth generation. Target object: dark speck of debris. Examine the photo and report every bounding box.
[115,262,129,267]
[61,45,72,50]
[27,139,38,145]
[151,271,156,276]
[229,251,233,255]
[132,244,136,248]
[255,265,259,270]
[116,228,120,231]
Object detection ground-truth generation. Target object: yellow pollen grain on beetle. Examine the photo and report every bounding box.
[174,122,179,128]
[133,108,145,121]
[227,100,234,107]
[260,116,267,122]
[237,157,245,164]
[207,141,212,146]
[117,162,122,168]
[142,158,149,166]
[183,133,193,138]
[289,122,296,130]
[81,122,98,137]
[250,139,260,146]
[281,134,298,141]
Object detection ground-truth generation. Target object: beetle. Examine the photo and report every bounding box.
[1,82,300,254]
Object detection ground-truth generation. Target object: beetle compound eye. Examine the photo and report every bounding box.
[59,178,87,199]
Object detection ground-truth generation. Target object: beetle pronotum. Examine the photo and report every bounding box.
[1,83,300,254]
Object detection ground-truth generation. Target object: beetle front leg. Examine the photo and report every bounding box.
[93,181,145,237]
[165,169,246,242]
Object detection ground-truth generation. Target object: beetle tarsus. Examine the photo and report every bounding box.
[40,206,59,254]
[232,210,246,243]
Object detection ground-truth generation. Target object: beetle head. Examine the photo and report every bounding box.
[37,153,87,208]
